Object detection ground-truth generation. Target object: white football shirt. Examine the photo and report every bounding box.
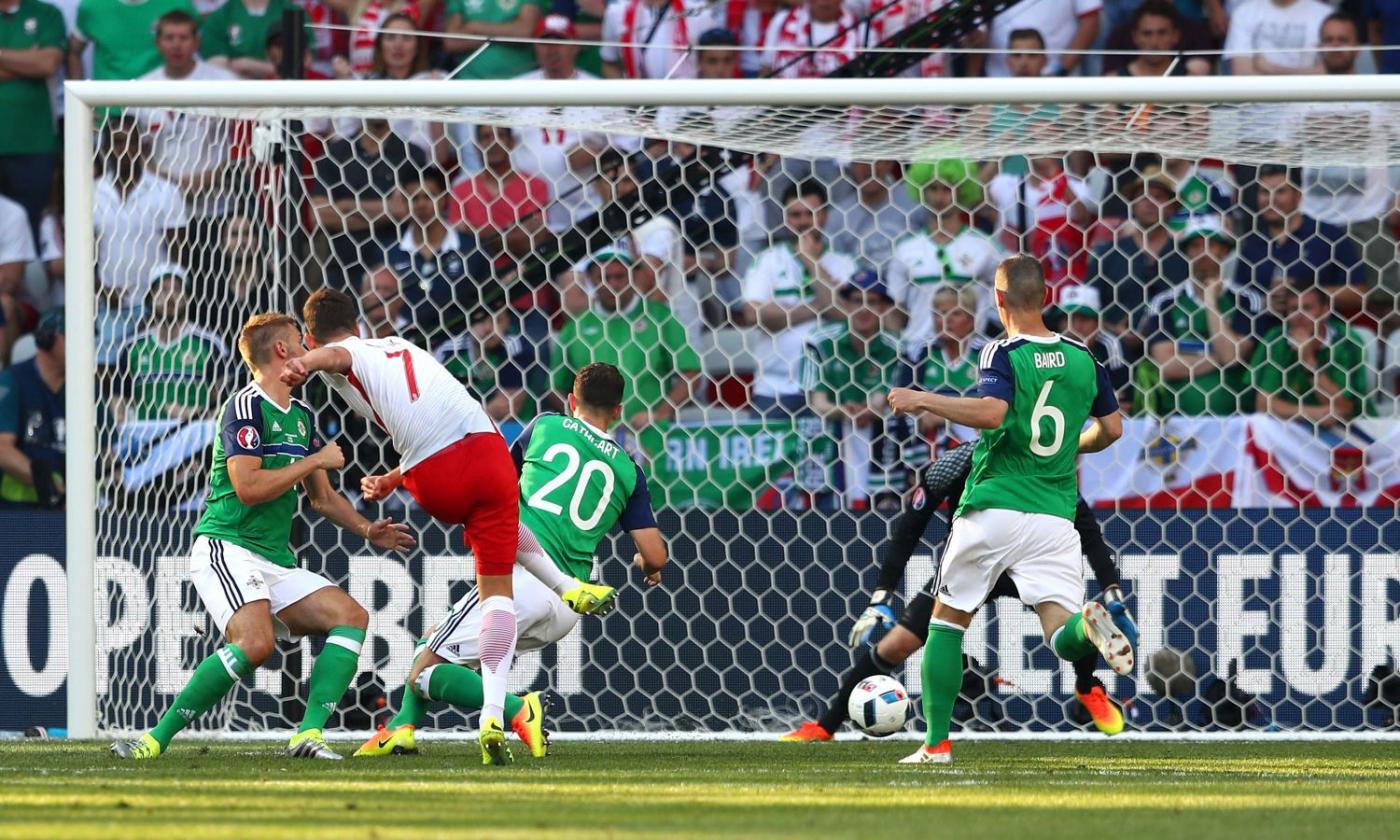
[322,335,498,472]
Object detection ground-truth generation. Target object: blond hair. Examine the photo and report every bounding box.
[933,284,979,315]
[238,313,299,373]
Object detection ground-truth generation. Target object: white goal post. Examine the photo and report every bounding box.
[64,75,1400,740]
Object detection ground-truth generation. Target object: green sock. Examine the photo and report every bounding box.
[424,663,524,720]
[389,686,430,729]
[921,625,964,747]
[299,626,366,733]
[150,644,252,750]
[1052,613,1098,662]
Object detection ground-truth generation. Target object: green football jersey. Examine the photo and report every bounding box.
[120,325,225,420]
[514,413,656,580]
[193,383,324,567]
[956,334,1118,522]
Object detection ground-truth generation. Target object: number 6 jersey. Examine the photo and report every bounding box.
[323,335,498,472]
[956,333,1118,522]
[512,413,657,580]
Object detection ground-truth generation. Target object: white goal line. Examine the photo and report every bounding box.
[89,730,1400,743]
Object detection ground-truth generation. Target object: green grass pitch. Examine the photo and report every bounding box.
[1,740,1397,839]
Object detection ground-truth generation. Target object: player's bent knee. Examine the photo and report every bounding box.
[930,600,974,629]
[879,626,922,663]
[341,601,370,632]
[231,632,276,668]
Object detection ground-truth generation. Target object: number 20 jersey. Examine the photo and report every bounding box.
[513,414,657,580]
[323,335,498,471]
[956,334,1118,522]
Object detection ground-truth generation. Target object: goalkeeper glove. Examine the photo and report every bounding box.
[1101,585,1139,651]
[848,589,897,648]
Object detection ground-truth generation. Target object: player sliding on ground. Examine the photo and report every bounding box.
[887,255,1130,765]
[781,441,1138,742]
[111,314,417,761]
[282,290,615,764]
[353,363,668,759]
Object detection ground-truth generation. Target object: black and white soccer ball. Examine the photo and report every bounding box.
[848,675,913,737]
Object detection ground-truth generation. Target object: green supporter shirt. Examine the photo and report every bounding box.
[0,0,64,155]
[1142,283,1263,416]
[800,323,903,404]
[1251,319,1370,418]
[920,337,987,396]
[446,0,544,79]
[957,334,1119,522]
[511,413,657,579]
[551,297,701,421]
[119,325,226,421]
[202,0,310,61]
[193,383,324,567]
[76,0,198,81]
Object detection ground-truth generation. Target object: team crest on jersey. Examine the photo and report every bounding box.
[297,420,307,437]
[911,487,927,510]
[229,24,242,46]
[237,425,260,450]
[24,17,37,34]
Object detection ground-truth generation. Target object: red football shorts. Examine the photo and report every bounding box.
[402,432,519,577]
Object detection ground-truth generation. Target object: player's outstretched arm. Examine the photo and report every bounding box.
[1077,411,1123,454]
[227,444,345,507]
[631,527,667,586]
[303,468,416,553]
[280,346,353,387]
[887,388,1008,430]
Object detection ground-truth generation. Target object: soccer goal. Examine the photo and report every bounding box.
[64,76,1400,741]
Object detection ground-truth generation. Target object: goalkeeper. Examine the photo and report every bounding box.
[781,441,1137,742]
[111,314,416,761]
[354,363,667,761]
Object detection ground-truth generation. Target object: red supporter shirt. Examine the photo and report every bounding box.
[448,170,550,233]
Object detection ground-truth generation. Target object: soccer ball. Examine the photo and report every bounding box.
[847,675,913,737]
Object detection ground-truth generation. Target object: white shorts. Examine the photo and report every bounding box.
[937,508,1084,614]
[189,536,337,641]
[426,566,580,667]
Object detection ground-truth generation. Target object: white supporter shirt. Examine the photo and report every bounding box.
[0,195,36,267]
[600,0,718,80]
[322,335,498,472]
[763,7,866,78]
[887,227,1004,353]
[1222,0,1331,71]
[1284,102,1400,226]
[742,244,856,398]
[845,0,950,77]
[93,174,188,306]
[984,0,1102,78]
[135,61,239,181]
[986,172,1096,232]
[510,68,640,232]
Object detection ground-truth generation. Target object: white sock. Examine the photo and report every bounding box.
[476,595,517,724]
[516,524,575,595]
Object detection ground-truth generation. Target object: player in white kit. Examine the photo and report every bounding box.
[281,289,610,764]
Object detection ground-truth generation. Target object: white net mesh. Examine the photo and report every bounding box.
[80,89,1400,738]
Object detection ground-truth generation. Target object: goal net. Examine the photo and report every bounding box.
[65,77,1400,739]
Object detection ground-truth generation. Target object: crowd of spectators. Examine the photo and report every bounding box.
[0,0,1398,511]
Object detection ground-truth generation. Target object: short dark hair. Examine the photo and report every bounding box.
[1258,164,1303,190]
[303,288,360,343]
[400,164,449,193]
[998,255,1046,311]
[1321,12,1361,39]
[782,179,827,208]
[1131,0,1180,31]
[573,363,625,412]
[156,9,199,38]
[1007,28,1045,50]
